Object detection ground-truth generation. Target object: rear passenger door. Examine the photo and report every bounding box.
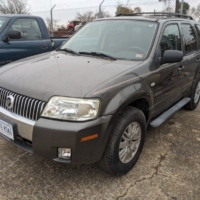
[1,18,50,64]
[180,23,200,96]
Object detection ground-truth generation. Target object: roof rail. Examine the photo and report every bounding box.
[116,12,193,20]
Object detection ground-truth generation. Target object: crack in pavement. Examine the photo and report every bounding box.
[117,151,168,200]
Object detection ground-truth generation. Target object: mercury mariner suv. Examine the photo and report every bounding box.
[0,13,200,175]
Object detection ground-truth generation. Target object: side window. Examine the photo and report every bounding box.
[195,25,200,48]
[8,18,42,40]
[160,24,181,56]
[181,24,197,54]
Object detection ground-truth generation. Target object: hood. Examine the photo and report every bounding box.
[0,51,143,101]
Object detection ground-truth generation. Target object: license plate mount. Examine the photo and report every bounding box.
[0,117,18,141]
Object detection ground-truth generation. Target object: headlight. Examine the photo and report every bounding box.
[41,96,100,121]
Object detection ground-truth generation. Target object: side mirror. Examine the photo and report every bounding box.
[3,30,21,42]
[3,35,9,42]
[161,50,183,64]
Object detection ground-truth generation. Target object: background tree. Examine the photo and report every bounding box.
[0,0,30,14]
[133,7,142,13]
[162,6,174,12]
[94,10,110,18]
[76,11,94,23]
[76,10,110,23]
[115,4,142,16]
[178,1,190,14]
[159,0,179,13]
[189,4,200,22]
[46,17,59,32]
[57,25,66,31]
[115,4,133,15]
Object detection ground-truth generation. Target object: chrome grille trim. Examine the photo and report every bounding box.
[0,87,46,121]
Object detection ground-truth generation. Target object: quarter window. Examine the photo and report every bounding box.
[160,24,181,56]
[0,17,10,33]
[195,25,200,48]
[181,24,197,54]
[8,18,42,40]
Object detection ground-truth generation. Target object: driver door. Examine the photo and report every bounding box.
[152,23,184,117]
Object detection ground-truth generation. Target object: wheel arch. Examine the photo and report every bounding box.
[114,95,152,124]
[100,85,154,124]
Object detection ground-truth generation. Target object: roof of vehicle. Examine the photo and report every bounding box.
[0,14,43,19]
[95,16,158,22]
[95,12,197,23]
[95,16,194,23]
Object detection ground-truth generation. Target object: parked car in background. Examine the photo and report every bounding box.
[0,13,200,175]
[66,20,81,33]
[0,15,69,67]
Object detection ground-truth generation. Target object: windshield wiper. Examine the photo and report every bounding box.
[79,51,117,60]
[58,48,80,56]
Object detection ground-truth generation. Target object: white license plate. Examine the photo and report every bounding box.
[0,119,14,140]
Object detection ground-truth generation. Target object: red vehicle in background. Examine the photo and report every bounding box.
[66,20,81,33]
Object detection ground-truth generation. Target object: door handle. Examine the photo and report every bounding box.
[41,45,47,49]
[196,58,200,63]
[178,65,185,71]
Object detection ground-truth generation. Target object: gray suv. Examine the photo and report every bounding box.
[0,13,200,175]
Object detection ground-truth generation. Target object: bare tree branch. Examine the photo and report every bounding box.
[46,17,60,32]
[188,4,200,22]
[0,0,30,14]
[75,10,110,23]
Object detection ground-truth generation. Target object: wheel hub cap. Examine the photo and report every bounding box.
[119,122,142,164]
[194,81,200,104]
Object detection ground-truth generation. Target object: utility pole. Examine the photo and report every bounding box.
[180,0,184,14]
[50,4,56,37]
[98,0,105,18]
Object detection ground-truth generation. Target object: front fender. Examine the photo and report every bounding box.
[93,82,154,122]
[85,58,157,122]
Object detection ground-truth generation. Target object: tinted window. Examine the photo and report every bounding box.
[196,25,200,36]
[160,24,181,56]
[9,18,42,40]
[181,24,197,54]
[61,20,158,60]
[195,25,200,48]
[0,17,10,33]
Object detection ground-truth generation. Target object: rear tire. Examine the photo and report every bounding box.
[97,107,146,175]
[185,77,200,110]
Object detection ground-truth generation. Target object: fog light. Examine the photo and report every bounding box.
[58,148,71,159]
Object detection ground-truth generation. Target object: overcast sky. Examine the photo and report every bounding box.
[28,0,198,26]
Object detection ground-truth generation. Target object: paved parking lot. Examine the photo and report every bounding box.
[0,106,200,200]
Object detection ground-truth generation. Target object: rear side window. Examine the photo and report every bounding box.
[181,24,197,54]
[8,18,42,40]
[160,24,181,56]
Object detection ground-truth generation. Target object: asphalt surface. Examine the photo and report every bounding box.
[0,106,200,200]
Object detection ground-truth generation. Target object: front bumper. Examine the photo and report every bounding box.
[0,107,35,141]
[0,107,113,164]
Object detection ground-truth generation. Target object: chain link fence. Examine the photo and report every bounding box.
[30,0,200,34]
[124,0,200,21]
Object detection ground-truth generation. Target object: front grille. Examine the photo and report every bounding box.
[0,87,46,121]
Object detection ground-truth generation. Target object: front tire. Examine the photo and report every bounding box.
[97,107,146,175]
[185,77,200,110]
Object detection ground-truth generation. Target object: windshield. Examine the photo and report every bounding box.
[61,20,158,60]
[0,17,10,33]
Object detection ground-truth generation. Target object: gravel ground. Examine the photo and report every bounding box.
[0,106,200,200]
